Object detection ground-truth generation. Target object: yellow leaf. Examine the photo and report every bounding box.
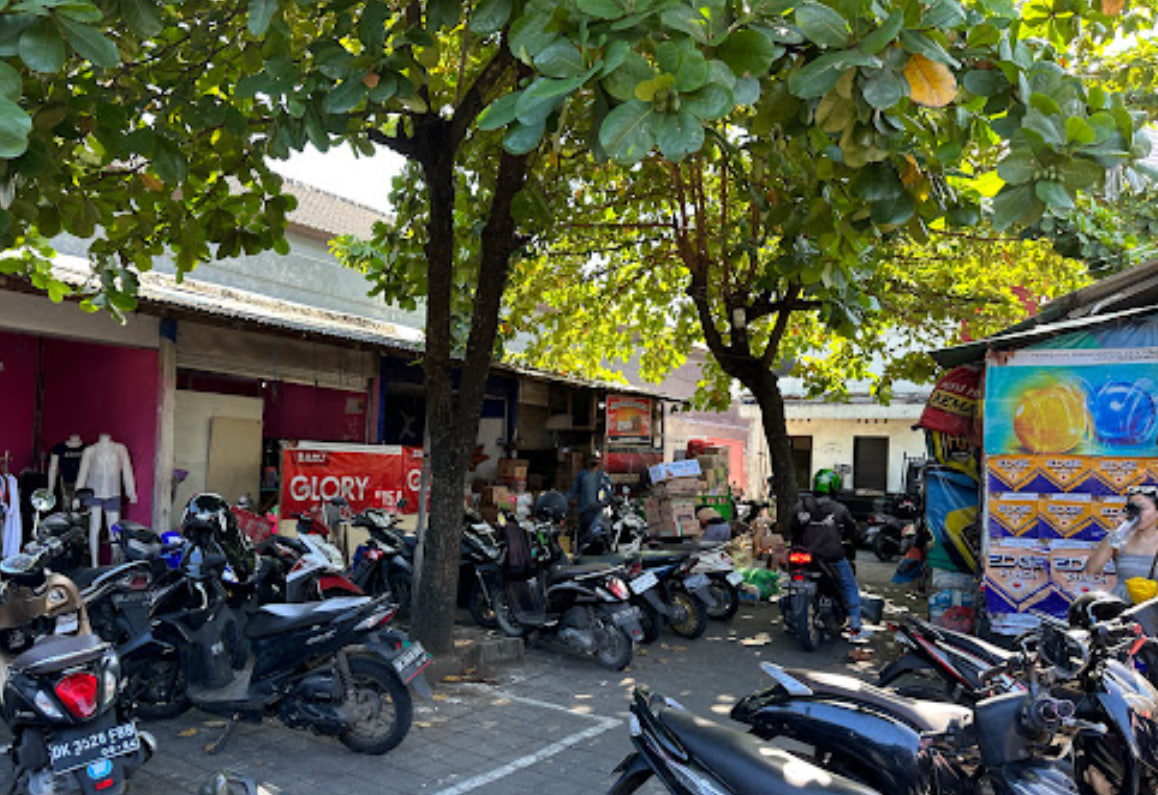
[1102,0,1125,14]
[903,54,957,108]
[139,173,164,192]
[177,728,197,737]
[362,71,380,89]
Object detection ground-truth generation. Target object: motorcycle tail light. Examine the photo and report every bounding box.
[365,548,384,561]
[355,606,398,631]
[55,672,99,719]
[788,551,813,565]
[607,577,630,601]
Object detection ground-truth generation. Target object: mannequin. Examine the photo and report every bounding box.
[76,434,137,566]
[48,434,85,509]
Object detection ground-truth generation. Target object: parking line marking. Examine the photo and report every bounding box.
[428,689,621,795]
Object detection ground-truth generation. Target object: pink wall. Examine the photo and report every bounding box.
[40,339,158,524]
[263,382,367,442]
[0,331,39,472]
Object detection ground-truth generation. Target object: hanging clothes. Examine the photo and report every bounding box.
[2,473,22,558]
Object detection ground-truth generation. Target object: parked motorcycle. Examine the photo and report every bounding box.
[347,505,415,617]
[592,551,708,643]
[0,491,154,794]
[257,531,364,602]
[492,497,642,670]
[458,513,505,630]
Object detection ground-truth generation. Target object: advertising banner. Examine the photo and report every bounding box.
[984,348,1158,629]
[606,395,654,444]
[280,444,423,516]
[918,364,983,439]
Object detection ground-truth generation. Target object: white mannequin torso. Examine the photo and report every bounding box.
[76,434,137,502]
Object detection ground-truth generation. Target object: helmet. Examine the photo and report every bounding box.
[1067,592,1129,629]
[813,469,842,496]
[180,493,256,582]
[534,490,568,522]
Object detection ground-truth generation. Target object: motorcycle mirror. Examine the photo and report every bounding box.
[30,488,55,513]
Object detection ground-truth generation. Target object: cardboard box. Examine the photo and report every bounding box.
[498,459,530,480]
[648,459,702,483]
[653,477,703,498]
[480,485,510,506]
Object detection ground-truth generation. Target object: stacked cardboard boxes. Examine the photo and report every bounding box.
[479,484,518,523]
[647,462,705,538]
[695,449,730,495]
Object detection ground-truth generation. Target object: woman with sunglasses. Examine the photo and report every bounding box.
[1086,485,1158,599]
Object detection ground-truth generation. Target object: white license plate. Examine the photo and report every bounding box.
[49,721,139,774]
[391,642,430,684]
[54,612,79,635]
[630,570,659,594]
[684,573,710,590]
[726,571,744,586]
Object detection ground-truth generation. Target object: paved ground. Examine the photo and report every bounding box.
[7,558,921,794]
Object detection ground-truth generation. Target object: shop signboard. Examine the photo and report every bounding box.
[280,443,423,515]
[983,347,1158,631]
[606,395,653,444]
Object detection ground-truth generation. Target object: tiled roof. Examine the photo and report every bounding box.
[282,178,393,240]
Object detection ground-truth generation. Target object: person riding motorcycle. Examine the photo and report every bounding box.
[791,469,871,642]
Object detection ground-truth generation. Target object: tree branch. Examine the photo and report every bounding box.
[449,47,517,147]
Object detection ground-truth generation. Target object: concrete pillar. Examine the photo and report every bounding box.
[152,320,177,531]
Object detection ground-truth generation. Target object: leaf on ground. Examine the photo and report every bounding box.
[177,728,198,737]
[740,633,771,646]
[441,675,464,682]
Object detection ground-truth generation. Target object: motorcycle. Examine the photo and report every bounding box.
[257,532,364,603]
[590,550,708,643]
[0,490,154,794]
[458,513,505,630]
[731,616,1158,795]
[346,505,415,617]
[778,544,862,651]
[492,515,642,670]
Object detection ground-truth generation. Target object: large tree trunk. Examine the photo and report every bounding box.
[745,367,798,527]
[411,136,529,657]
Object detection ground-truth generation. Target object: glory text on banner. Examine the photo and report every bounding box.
[281,444,422,515]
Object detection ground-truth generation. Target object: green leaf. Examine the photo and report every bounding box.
[576,0,627,19]
[121,0,162,38]
[733,76,760,106]
[322,78,366,113]
[996,151,1035,184]
[815,90,853,132]
[469,0,512,34]
[991,183,1034,230]
[0,95,31,158]
[599,99,655,164]
[920,0,966,29]
[603,51,653,102]
[787,51,845,99]
[795,3,850,48]
[962,69,1006,97]
[858,10,903,55]
[509,11,557,62]
[1029,92,1059,116]
[534,39,584,79]
[57,17,119,68]
[18,18,66,73]
[870,193,914,226]
[600,40,630,77]
[860,70,906,109]
[898,30,958,67]
[0,62,20,101]
[428,0,461,31]
[503,119,545,155]
[1057,157,1104,191]
[248,0,277,36]
[1022,109,1064,147]
[1034,179,1073,210]
[653,106,704,160]
[477,92,520,130]
[717,29,777,77]
[851,163,903,200]
[1065,116,1095,145]
[680,83,731,120]
[511,187,553,226]
[514,75,582,125]
[358,1,388,50]
[153,138,188,185]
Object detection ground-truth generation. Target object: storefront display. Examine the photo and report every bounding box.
[76,434,138,566]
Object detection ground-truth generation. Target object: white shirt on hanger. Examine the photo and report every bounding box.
[2,473,22,558]
[76,436,137,502]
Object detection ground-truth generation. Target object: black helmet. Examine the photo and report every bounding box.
[1067,592,1129,630]
[535,490,568,522]
[180,493,256,582]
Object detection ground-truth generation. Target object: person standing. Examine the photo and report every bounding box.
[567,450,611,552]
[1085,484,1158,600]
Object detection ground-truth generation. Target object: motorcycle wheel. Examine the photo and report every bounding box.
[129,652,191,721]
[792,592,821,652]
[593,615,633,671]
[467,580,499,630]
[492,590,529,638]
[337,655,413,755]
[635,598,662,644]
[388,571,413,619]
[872,532,897,563]
[666,588,708,640]
[704,577,740,621]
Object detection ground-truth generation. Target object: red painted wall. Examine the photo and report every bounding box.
[0,331,39,472]
[263,382,367,443]
[40,339,157,524]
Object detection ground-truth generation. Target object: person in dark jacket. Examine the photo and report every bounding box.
[793,469,871,642]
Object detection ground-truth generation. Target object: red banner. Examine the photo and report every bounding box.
[280,445,423,515]
[918,365,983,439]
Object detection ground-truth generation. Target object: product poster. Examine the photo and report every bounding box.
[606,395,654,444]
[983,348,1158,631]
[280,443,423,515]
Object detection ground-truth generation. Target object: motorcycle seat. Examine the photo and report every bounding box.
[786,669,972,733]
[12,632,108,675]
[913,619,1016,665]
[69,565,121,589]
[246,596,373,639]
[655,703,882,795]
[586,551,690,568]
[546,561,615,583]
